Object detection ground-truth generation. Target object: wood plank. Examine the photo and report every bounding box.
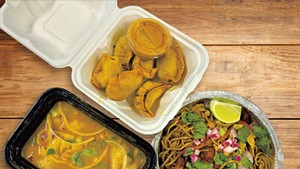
[195,45,300,118]
[0,45,299,118]
[0,119,298,168]
[0,44,116,118]
[1,0,299,45]
[118,0,300,45]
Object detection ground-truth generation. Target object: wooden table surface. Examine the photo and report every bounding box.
[0,0,299,168]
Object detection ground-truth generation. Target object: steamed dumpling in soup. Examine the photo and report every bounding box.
[22,101,146,169]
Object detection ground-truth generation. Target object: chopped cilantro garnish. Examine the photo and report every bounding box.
[182,112,207,139]
[241,156,251,169]
[213,152,229,165]
[46,148,55,155]
[182,112,201,125]
[237,126,251,143]
[253,127,268,139]
[187,160,213,169]
[70,149,97,167]
[71,152,84,168]
[81,149,97,156]
[184,147,194,157]
[253,126,271,155]
[193,119,208,139]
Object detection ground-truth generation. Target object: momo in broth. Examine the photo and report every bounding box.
[22,101,146,169]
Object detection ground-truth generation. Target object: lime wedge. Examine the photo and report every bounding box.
[210,99,242,124]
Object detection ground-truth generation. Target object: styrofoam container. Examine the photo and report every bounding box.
[0,0,209,135]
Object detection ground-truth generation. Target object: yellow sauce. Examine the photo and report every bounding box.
[22,101,146,169]
[127,18,171,60]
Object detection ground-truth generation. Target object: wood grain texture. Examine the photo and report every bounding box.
[119,0,300,45]
[1,43,299,118]
[0,0,299,168]
[196,46,300,118]
[0,119,298,168]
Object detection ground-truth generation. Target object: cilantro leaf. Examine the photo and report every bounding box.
[256,136,271,155]
[71,152,84,168]
[253,126,271,155]
[213,152,229,165]
[253,127,268,139]
[188,160,213,169]
[193,120,208,139]
[81,149,97,156]
[182,112,207,139]
[46,148,55,155]
[241,156,251,169]
[237,126,251,143]
[184,147,194,157]
[182,112,201,125]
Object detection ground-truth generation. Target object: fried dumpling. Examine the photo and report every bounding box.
[134,81,171,117]
[91,53,122,89]
[132,56,158,79]
[156,45,185,83]
[114,35,134,69]
[106,69,143,101]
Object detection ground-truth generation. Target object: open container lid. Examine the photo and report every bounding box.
[1,0,209,135]
[0,0,118,68]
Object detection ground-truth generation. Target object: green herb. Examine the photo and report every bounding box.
[70,149,97,168]
[187,160,213,169]
[182,112,207,139]
[237,126,251,143]
[81,149,97,156]
[213,152,237,169]
[193,119,208,139]
[253,127,268,139]
[241,156,251,169]
[213,152,229,165]
[46,148,55,155]
[253,126,271,155]
[256,136,271,155]
[226,163,237,169]
[184,147,194,157]
[182,112,201,125]
[71,152,85,168]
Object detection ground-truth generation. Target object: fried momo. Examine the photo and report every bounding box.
[91,53,122,89]
[156,45,185,83]
[106,69,143,101]
[114,35,134,69]
[132,56,158,79]
[134,81,171,117]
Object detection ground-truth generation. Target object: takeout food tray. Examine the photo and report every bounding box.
[152,90,284,169]
[0,0,209,134]
[4,88,157,169]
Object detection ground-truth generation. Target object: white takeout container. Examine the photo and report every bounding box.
[0,0,209,135]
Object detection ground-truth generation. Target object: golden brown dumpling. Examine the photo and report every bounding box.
[91,53,122,89]
[156,45,185,83]
[134,81,171,117]
[114,35,134,69]
[132,56,158,79]
[106,70,143,101]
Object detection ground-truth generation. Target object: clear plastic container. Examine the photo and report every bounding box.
[0,0,209,135]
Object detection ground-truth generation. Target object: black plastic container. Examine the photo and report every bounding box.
[4,88,157,169]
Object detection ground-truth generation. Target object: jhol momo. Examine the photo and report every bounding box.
[22,101,146,169]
